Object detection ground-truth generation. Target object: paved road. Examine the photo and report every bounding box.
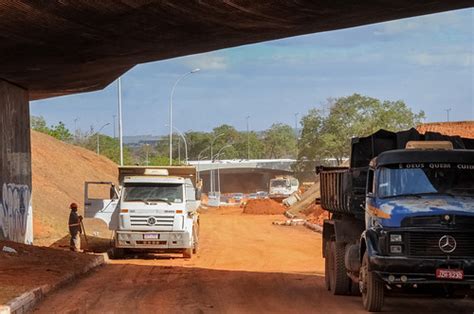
[35,207,474,313]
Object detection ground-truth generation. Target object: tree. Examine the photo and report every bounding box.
[263,123,297,159]
[30,116,73,142]
[296,94,425,168]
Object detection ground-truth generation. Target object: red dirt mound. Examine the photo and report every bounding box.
[302,203,328,226]
[243,199,286,215]
[31,131,118,246]
[417,121,474,139]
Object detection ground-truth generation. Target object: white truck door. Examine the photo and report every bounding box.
[84,182,119,229]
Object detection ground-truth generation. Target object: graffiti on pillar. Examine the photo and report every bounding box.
[0,183,32,243]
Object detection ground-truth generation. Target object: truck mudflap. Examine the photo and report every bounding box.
[115,231,192,249]
[369,254,474,284]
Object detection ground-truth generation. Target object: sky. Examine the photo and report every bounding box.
[31,8,473,137]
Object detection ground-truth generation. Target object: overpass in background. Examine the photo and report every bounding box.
[0,1,471,243]
[189,159,295,193]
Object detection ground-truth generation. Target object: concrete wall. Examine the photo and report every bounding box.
[0,80,33,244]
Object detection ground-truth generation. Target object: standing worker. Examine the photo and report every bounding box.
[68,203,83,252]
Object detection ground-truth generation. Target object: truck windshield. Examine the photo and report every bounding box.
[123,183,183,203]
[377,163,474,198]
[271,180,288,188]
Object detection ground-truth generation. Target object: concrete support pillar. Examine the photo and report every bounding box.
[0,79,33,244]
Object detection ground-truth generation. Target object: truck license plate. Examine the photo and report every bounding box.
[143,234,159,239]
[436,269,464,280]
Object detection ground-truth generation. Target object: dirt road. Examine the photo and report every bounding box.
[35,207,474,313]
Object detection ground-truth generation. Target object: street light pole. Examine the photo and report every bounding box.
[112,115,116,139]
[96,123,110,155]
[117,77,124,166]
[246,115,250,160]
[210,133,225,193]
[445,108,452,122]
[294,112,299,158]
[169,68,200,165]
[197,146,210,182]
[214,144,233,195]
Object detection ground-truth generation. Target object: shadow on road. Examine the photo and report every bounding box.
[34,263,474,314]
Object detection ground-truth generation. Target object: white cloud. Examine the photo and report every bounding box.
[408,52,472,67]
[184,53,228,70]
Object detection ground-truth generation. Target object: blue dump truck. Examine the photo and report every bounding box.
[318,129,474,312]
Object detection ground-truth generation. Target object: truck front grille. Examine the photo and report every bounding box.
[130,215,174,227]
[407,232,474,258]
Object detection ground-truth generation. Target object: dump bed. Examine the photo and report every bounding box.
[318,128,474,218]
[118,166,197,185]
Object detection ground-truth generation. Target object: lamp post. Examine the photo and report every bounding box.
[168,125,188,165]
[197,146,210,182]
[246,115,250,160]
[96,123,110,155]
[169,68,200,165]
[294,112,299,158]
[214,144,233,196]
[210,133,225,193]
[117,77,124,166]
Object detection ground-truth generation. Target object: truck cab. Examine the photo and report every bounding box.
[319,129,474,312]
[268,176,299,201]
[84,166,200,258]
[361,146,474,307]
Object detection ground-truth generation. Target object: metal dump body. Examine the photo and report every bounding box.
[318,128,474,217]
[118,166,197,185]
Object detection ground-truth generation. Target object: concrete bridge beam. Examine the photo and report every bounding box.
[0,79,33,243]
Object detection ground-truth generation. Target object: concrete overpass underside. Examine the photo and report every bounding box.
[0,1,471,242]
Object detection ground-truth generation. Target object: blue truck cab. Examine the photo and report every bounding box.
[319,129,474,312]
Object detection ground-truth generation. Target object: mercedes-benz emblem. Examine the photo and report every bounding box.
[438,235,456,253]
[147,217,156,226]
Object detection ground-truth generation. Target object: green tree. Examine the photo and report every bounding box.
[263,123,297,159]
[296,94,425,168]
[48,121,73,142]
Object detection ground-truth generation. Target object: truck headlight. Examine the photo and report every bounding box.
[390,245,402,254]
[390,234,402,242]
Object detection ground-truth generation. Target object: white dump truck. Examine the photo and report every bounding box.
[268,176,299,202]
[84,166,201,258]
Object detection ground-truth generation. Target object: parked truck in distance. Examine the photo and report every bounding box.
[268,176,299,202]
[84,166,201,259]
[318,129,474,312]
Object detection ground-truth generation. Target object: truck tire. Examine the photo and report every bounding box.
[329,241,351,295]
[183,248,192,259]
[324,242,331,291]
[109,247,125,259]
[360,252,384,312]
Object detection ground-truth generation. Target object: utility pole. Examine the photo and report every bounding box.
[169,68,200,165]
[117,77,124,166]
[73,118,79,142]
[112,115,116,139]
[294,112,299,159]
[246,115,250,160]
[445,108,451,122]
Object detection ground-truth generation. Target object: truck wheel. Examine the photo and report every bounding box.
[108,247,124,259]
[324,242,331,291]
[183,248,192,259]
[329,241,351,295]
[360,252,384,312]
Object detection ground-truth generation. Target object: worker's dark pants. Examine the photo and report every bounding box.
[70,231,81,252]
